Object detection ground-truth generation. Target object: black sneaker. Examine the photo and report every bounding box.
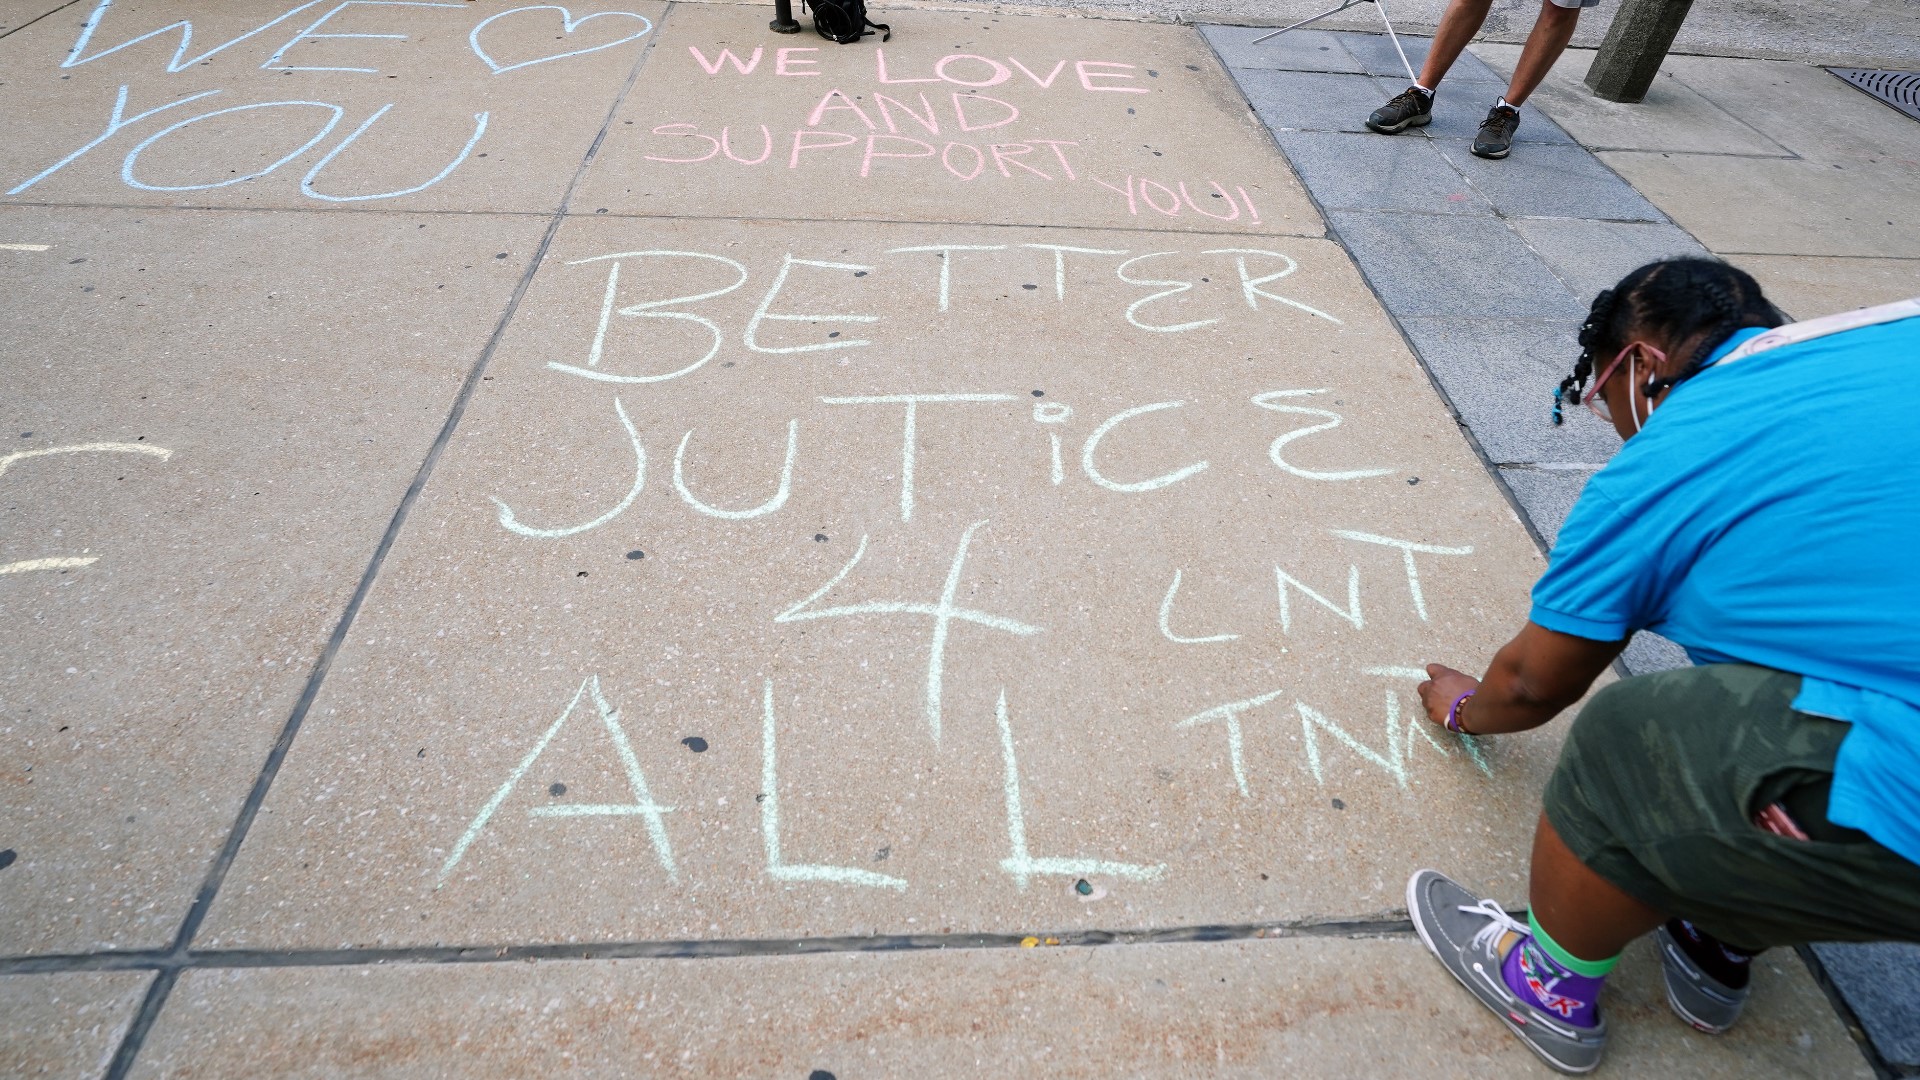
[1472,103,1521,158]
[1366,86,1433,134]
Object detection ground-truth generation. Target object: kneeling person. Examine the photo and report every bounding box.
[1408,259,1920,1073]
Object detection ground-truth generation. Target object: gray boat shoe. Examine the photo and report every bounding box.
[1407,869,1610,1074]
[1655,923,1750,1034]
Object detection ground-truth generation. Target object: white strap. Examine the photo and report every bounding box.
[1718,296,1920,366]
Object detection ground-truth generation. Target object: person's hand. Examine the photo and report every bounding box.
[1418,663,1481,732]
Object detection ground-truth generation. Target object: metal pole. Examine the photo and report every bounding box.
[772,0,802,34]
[1250,0,1419,84]
[1250,0,1371,44]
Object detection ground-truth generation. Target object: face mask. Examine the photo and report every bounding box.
[1584,341,1667,434]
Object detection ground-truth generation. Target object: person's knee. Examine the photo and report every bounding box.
[1537,0,1583,24]
[1443,0,1496,23]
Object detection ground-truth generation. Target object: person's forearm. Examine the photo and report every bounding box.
[1458,638,1585,735]
[1420,621,1626,737]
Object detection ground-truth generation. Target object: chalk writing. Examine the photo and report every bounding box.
[1253,390,1393,482]
[673,420,798,520]
[552,251,750,384]
[492,396,644,538]
[0,441,172,576]
[818,394,1018,521]
[996,690,1164,888]
[1081,400,1209,493]
[1298,693,1419,788]
[1032,400,1072,485]
[1333,530,1474,622]
[1178,677,1492,798]
[300,103,489,202]
[10,86,221,196]
[1363,665,1491,776]
[1115,253,1217,333]
[760,680,908,890]
[266,2,463,74]
[14,1,652,200]
[1176,688,1286,799]
[439,675,677,885]
[123,100,345,192]
[1159,568,1240,645]
[775,523,1041,743]
[469,6,653,76]
[64,0,326,71]
[1205,250,1341,324]
[1024,243,1126,300]
[746,255,878,354]
[888,245,1006,312]
[1275,564,1363,634]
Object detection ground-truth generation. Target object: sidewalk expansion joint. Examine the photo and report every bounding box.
[0,0,84,41]
[93,10,677,1079]
[0,917,1418,977]
[0,200,1332,240]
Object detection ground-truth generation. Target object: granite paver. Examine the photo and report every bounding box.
[1469,44,1794,156]
[1197,24,1365,74]
[1325,210,1588,320]
[1432,139,1665,221]
[1268,132,1486,214]
[1508,217,1710,300]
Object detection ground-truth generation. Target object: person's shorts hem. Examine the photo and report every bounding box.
[1548,0,1601,8]
[1538,664,1920,950]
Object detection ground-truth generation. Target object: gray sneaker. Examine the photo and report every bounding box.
[1366,86,1433,134]
[1655,923,1750,1034]
[1472,103,1521,158]
[1407,869,1609,1074]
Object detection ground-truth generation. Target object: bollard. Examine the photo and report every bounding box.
[1584,0,1694,103]
[772,0,803,33]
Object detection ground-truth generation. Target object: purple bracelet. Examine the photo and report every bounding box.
[1446,691,1476,734]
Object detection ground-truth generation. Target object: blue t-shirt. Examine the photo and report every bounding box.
[1530,317,1920,865]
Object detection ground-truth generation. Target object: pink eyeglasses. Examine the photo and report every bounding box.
[1584,341,1666,425]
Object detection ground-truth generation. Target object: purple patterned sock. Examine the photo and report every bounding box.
[1501,936,1607,1028]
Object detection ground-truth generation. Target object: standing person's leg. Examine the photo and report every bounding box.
[1416,0,1496,90]
[1503,0,1584,105]
[1365,0,1493,134]
[1472,0,1589,157]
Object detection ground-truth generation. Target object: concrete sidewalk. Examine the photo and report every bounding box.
[0,1,1912,1077]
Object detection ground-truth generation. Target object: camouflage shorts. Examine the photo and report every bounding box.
[1544,663,1920,952]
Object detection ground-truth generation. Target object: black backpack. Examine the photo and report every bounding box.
[803,0,888,43]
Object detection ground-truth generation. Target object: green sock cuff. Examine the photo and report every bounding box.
[1527,909,1620,978]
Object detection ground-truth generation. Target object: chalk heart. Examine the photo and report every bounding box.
[469,6,654,76]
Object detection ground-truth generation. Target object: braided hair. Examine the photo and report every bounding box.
[1552,259,1784,425]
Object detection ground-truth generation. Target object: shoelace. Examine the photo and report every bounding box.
[1463,897,1530,956]
[1391,87,1431,111]
[1484,108,1519,135]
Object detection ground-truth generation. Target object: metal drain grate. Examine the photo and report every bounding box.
[1827,68,1920,122]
